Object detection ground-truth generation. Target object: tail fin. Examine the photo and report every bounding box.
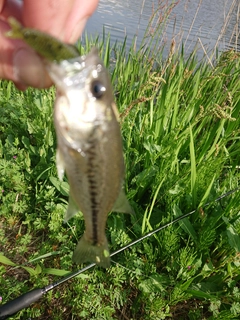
[72,234,110,268]
[6,17,24,39]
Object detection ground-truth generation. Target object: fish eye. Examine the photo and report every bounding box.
[91,80,106,99]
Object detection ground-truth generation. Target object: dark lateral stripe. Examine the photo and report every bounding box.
[89,182,99,245]
[87,142,99,246]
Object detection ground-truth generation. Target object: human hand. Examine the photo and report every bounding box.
[0,0,99,89]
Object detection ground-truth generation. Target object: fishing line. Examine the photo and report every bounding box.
[0,187,239,319]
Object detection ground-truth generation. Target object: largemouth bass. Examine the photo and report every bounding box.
[6,17,133,268]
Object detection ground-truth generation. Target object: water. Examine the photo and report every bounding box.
[85,0,239,57]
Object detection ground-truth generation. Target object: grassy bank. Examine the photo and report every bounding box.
[0,38,240,319]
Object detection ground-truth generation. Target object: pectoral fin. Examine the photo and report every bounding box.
[56,148,65,181]
[113,189,134,215]
[64,195,79,222]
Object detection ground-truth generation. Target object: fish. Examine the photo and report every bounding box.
[6,17,133,268]
[50,51,133,268]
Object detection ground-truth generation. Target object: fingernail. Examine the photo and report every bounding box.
[13,48,51,88]
[69,18,88,43]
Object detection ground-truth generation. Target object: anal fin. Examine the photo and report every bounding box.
[113,189,134,215]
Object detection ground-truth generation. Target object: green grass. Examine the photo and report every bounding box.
[0,35,240,320]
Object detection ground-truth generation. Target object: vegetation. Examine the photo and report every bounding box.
[0,8,240,320]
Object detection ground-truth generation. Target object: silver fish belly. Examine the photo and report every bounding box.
[48,48,132,268]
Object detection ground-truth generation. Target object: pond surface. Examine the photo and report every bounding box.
[85,0,239,57]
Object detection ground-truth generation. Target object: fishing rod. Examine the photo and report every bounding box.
[0,187,239,319]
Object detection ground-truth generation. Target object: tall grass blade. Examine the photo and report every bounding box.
[0,254,16,267]
[189,124,197,207]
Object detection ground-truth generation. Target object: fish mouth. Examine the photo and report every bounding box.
[47,59,87,90]
[46,48,103,91]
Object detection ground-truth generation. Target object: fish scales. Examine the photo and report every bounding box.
[62,123,124,248]
[6,17,133,268]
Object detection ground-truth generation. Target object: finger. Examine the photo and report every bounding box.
[65,0,99,42]
[22,0,99,42]
[0,0,22,22]
[13,46,53,89]
[22,0,76,40]
[0,0,4,12]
